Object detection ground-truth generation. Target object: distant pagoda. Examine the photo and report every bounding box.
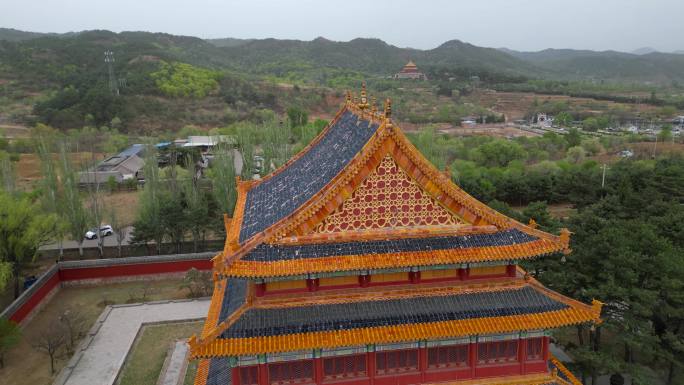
[189,84,600,385]
[394,60,427,80]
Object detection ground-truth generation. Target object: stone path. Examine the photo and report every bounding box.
[54,299,209,385]
[158,340,190,385]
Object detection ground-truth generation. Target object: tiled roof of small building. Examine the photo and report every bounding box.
[221,286,566,339]
[242,229,537,262]
[239,110,380,243]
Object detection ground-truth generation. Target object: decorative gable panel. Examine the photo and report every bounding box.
[314,155,466,233]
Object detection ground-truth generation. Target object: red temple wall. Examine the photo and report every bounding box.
[3,256,213,324]
[232,337,550,385]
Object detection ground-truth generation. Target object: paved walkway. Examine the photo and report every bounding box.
[158,340,190,385]
[54,299,210,385]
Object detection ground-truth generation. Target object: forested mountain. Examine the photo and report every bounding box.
[502,48,684,83]
[3,28,684,85]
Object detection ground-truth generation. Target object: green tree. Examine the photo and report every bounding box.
[183,176,210,253]
[59,145,90,258]
[658,125,673,143]
[555,111,573,127]
[0,192,58,297]
[208,144,238,221]
[583,117,600,132]
[132,148,166,254]
[287,106,309,128]
[566,146,587,164]
[565,127,582,148]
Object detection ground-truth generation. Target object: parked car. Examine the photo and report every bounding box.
[85,225,114,240]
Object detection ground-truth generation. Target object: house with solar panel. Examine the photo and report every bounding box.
[189,84,600,385]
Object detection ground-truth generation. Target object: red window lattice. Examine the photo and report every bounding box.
[240,365,259,385]
[376,349,419,375]
[268,360,314,385]
[477,341,518,365]
[526,337,543,361]
[323,354,367,379]
[315,155,464,233]
[427,344,469,369]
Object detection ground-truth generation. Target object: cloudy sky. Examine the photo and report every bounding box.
[2,0,683,52]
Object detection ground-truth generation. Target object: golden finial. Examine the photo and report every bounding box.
[528,218,538,229]
[384,98,392,119]
[345,90,352,105]
[559,228,571,245]
[370,96,377,115]
[358,82,369,110]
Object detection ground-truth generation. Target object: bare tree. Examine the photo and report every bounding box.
[109,208,128,258]
[180,268,212,298]
[86,181,106,258]
[58,309,86,354]
[32,323,67,374]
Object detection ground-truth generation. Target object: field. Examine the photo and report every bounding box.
[468,89,661,122]
[118,321,203,385]
[0,279,191,385]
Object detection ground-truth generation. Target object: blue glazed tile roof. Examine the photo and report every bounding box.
[241,229,537,262]
[206,357,231,385]
[239,110,379,243]
[218,279,248,324]
[221,286,567,339]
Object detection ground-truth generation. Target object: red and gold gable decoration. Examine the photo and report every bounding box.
[314,155,466,233]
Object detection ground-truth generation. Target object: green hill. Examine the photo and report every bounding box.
[503,48,684,83]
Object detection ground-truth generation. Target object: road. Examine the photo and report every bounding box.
[40,226,134,251]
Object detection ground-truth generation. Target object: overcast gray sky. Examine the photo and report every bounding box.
[2,0,683,52]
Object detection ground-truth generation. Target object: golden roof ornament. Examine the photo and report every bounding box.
[370,96,377,115]
[345,90,352,105]
[384,98,392,119]
[358,82,369,110]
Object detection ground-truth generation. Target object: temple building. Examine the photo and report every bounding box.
[189,85,600,385]
[393,60,427,80]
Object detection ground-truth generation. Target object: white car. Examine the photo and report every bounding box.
[85,225,113,240]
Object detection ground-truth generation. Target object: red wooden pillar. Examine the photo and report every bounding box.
[409,270,421,284]
[359,274,370,288]
[469,341,477,378]
[419,344,428,381]
[307,278,320,292]
[314,357,324,385]
[232,367,241,385]
[542,336,550,361]
[257,363,269,385]
[506,264,517,277]
[255,282,266,297]
[458,267,469,281]
[518,338,527,374]
[368,350,377,385]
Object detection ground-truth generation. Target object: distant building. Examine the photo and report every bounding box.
[79,144,145,184]
[535,113,553,128]
[393,60,427,80]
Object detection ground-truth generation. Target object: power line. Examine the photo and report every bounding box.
[104,50,119,96]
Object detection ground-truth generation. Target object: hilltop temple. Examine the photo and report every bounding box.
[189,85,600,385]
[393,60,427,80]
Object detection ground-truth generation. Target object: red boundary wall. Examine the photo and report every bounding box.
[1,252,214,324]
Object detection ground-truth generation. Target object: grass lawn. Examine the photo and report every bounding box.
[118,321,203,385]
[184,359,199,385]
[0,279,191,385]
